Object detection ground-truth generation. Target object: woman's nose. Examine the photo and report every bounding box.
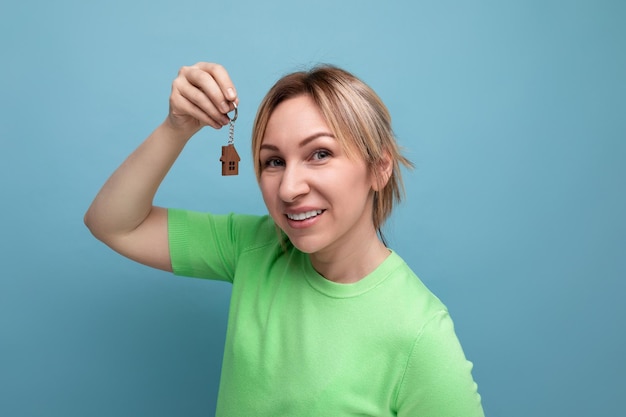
[278,164,310,203]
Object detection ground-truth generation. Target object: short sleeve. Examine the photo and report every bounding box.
[396,310,484,417]
[168,209,275,282]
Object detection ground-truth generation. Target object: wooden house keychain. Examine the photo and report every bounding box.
[220,103,240,176]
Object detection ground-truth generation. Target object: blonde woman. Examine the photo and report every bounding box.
[85,62,484,416]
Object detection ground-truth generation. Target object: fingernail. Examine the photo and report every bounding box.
[227,88,236,100]
[220,101,230,113]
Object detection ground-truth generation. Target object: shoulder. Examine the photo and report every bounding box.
[374,251,459,356]
[381,251,448,319]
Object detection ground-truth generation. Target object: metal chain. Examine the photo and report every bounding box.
[227,103,238,145]
[228,119,235,144]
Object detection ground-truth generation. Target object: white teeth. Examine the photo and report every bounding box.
[287,210,323,221]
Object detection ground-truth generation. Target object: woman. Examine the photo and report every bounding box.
[85,62,484,416]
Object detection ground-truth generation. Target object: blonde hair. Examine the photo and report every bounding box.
[252,65,413,242]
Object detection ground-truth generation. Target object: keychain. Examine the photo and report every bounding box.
[220,103,240,176]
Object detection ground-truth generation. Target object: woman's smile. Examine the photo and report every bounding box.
[283,209,326,231]
[286,209,325,222]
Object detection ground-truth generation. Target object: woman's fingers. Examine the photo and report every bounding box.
[169,63,239,130]
[171,75,226,128]
[194,62,238,105]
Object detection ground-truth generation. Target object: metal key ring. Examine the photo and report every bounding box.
[228,103,238,122]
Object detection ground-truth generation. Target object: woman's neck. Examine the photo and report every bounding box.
[309,234,390,284]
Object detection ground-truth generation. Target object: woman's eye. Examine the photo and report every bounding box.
[264,158,285,168]
[312,150,331,160]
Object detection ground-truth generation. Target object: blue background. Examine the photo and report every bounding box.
[1,0,624,416]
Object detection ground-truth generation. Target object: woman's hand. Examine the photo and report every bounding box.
[167,62,239,134]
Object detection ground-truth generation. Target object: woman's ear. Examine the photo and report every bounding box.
[372,152,393,192]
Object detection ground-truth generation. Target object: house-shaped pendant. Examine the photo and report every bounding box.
[220,144,240,176]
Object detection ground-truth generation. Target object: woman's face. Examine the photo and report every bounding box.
[259,94,378,256]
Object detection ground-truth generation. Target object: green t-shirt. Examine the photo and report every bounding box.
[168,209,484,417]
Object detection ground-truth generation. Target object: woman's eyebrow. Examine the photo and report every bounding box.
[260,132,335,152]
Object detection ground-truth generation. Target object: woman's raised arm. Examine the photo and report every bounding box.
[84,63,238,271]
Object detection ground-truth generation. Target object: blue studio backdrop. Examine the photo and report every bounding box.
[1,1,624,416]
